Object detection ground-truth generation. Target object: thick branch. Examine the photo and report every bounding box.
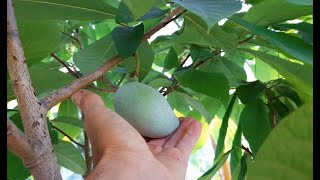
[7,0,62,178]
[7,119,40,162]
[41,7,184,110]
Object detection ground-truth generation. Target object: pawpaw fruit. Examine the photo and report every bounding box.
[114,81,179,138]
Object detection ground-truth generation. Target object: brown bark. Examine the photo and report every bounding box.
[7,0,62,179]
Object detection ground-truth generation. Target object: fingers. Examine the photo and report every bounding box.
[162,117,194,148]
[176,120,202,156]
[71,89,151,166]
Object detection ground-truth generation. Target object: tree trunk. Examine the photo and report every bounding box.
[7,0,62,179]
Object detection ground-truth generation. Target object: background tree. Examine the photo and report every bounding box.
[7,0,313,179]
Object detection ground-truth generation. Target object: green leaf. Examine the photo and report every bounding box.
[7,151,31,180]
[199,57,247,87]
[247,101,313,180]
[137,41,155,81]
[172,0,242,29]
[8,66,74,100]
[48,121,59,144]
[167,91,191,115]
[54,141,86,175]
[138,7,169,21]
[74,34,118,75]
[199,149,233,180]
[190,46,213,61]
[236,81,265,104]
[14,0,117,20]
[147,78,172,89]
[241,49,313,98]
[272,22,313,44]
[215,94,237,160]
[230,17,313,65]
[17,21,61,64]
[112,23,144,58]
[241,0,312,27]
[173,13,238,59]
[287,0,313,5]
[179,92,212,123]
[175,70,230,107]
[238,153,249,180]
[275,85,302,106]
[164,47,179,69]
[230,122,242,174]
[239,99,272,157]
[52,116,84,129]
[56,100,81,139]
[116,0,156,22]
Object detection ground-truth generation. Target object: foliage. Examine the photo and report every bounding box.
[7,0,312,179]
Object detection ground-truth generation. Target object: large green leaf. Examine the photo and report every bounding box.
[74,34,118,75]
[173,13,238,59]
[54,141,86,175]
[112,23,144,59]
[14,0,117,20]
[199,57,247,87]
[241,49,313,98]
[7,151,31,180]
[239,99,272,157]
[172,0,242,29]
[115,0,158,23]
[199,149,233,180]
[137,41,155,81]
[175,70,230,107]
[215,94,237,160]
[17,21,61,64]
[247,101,313,180]
[241,0,312,28]
[230,17,313,65]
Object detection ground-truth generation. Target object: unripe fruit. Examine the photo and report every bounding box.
[114,81,179,138]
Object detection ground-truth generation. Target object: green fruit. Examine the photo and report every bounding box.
[114,81,179,138]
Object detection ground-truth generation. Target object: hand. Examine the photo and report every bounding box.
[71,89,202,180]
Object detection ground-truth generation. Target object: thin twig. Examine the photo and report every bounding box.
[264,88,277,128]
[52,125,84,148]
[240,145,253,157]
[41,7,184,110]
[61,31,84,49]
[51,53,80,78]
[239,35,254,45]
[83,131,92,176]
[179,53,190,68]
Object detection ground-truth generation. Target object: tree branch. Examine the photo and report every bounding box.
[51,53,117,93]
[83,131,92,176]
[40,7,184,110]
[7,0,62,178]
[7,119,40,163]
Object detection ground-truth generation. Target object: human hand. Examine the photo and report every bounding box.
[71,89,202,180]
